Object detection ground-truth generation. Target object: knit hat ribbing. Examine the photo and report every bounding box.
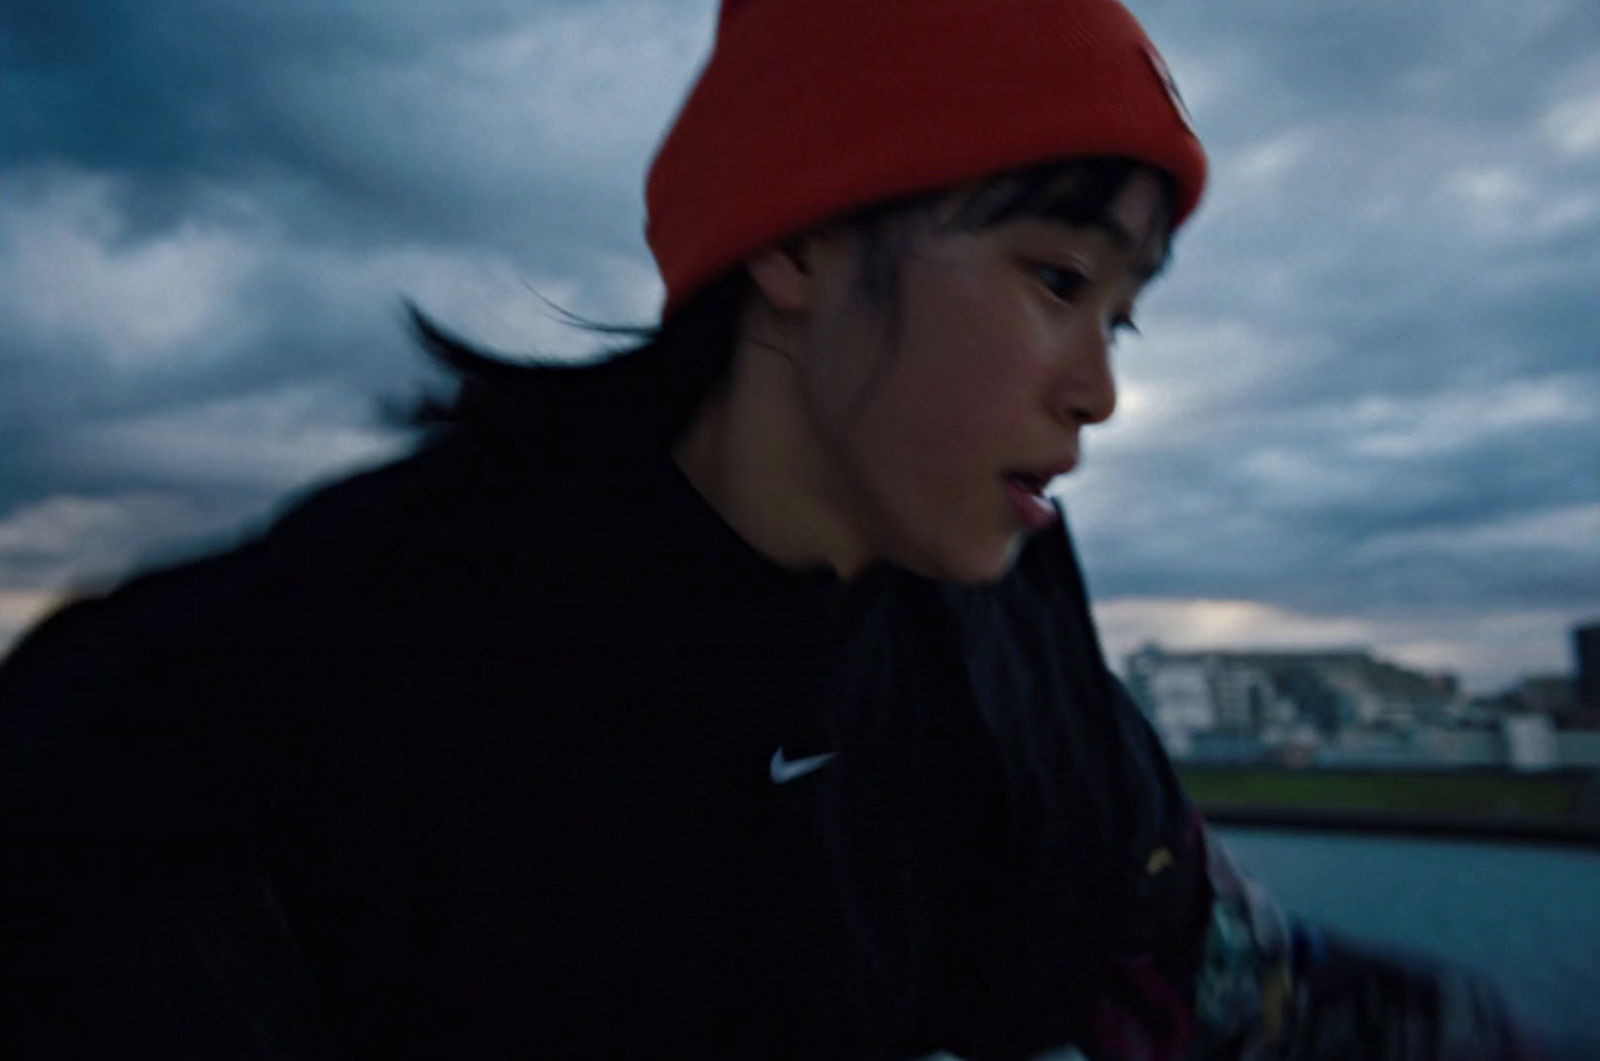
[645,0,1206,317]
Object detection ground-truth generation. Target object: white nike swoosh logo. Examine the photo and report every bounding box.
[770,748,837,784]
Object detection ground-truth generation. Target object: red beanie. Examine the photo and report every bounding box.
[645,0,1207,318]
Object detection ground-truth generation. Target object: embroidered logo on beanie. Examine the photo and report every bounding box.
[1142,43,1197,138]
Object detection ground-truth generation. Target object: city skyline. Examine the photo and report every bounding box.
[1105,615,1600,698]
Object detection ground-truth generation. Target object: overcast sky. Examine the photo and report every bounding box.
[2,0,1596,692]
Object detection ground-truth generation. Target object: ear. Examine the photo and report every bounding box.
[745,240,813,313]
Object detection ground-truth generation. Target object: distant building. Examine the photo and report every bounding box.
[1575,621,1600,709]
[1125,643,1462,762]
[1123,637,1600,769]
[1512,675,1575,716]
[1144,658,1216,734]
[1502,714,1560,771]
[1491,659,1593,730]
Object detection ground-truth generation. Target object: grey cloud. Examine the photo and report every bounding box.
[1,0,1595,686]
[1051,1,1600,663]
[2,0,707,256]
[1,0,704,533]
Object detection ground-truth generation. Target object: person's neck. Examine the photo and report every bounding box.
[671,340,873,581]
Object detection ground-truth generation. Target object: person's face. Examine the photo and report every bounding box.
[790,168,1170,584]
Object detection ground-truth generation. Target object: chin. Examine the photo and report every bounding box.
[915,533,1025,587]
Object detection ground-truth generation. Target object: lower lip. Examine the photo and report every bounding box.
[1004,478,1060,531]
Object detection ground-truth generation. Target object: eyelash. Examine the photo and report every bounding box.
[1032,264,1140,336]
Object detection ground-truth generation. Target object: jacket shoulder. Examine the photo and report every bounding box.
[0,432,582,816]
[5,430,574,657]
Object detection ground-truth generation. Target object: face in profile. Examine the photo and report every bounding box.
[785,166,1171,584]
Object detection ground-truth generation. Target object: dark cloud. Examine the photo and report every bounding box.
[1,0,700,256]
[2,0,1596,687]
[1060,0,1600,682]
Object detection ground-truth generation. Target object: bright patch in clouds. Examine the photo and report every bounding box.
[74,387,402,490]
[1344,376,1597,460]
[0,591,66,660]
[1228,130,1314,186]
[0,492,236,594]
[1447,166,1527,208]
[1,172,263,367]
[1543,90,1600,157]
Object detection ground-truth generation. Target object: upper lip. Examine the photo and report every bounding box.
[1005,456,1079,493]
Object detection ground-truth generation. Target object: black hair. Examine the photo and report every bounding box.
[408,156,1178,445]
[406,267,752,450]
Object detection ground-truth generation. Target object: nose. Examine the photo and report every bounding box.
[1055,321,1118,426]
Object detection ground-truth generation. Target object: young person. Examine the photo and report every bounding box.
[2,1,1548,1057]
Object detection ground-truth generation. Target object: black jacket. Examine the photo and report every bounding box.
[2,420,1214,1059]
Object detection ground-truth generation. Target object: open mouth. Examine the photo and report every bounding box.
[1004,471,1048,497]
[1002,471,1060,531]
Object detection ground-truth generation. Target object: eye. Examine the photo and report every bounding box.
[1033,263,1090,303]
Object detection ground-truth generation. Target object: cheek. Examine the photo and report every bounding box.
[801,311,899,441]
[808,252,1050,498]
[839,344,1030,521]
[888,296,1045,457]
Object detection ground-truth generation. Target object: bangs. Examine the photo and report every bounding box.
[951,156,1179,274]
